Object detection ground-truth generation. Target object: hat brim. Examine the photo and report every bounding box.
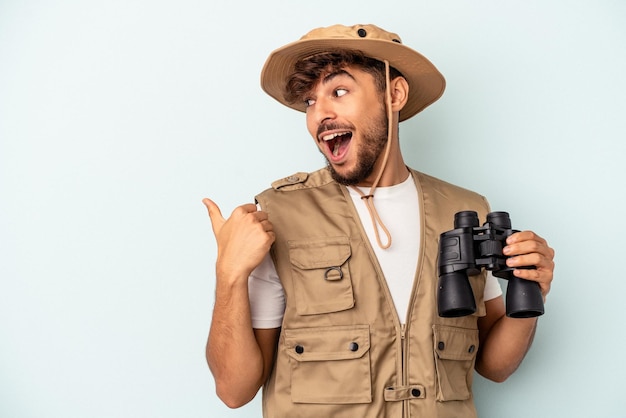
[260,37,446,122]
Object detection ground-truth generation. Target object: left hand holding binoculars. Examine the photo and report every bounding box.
[503,230,555,302]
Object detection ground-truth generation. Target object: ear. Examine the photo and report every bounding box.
[389,76,409,112]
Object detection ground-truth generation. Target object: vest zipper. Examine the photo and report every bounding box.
[401,323,407,384]
[401,323,408,418]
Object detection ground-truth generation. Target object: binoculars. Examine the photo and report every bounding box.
[437,211,544,318]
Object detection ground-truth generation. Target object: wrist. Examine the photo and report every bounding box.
[216,262,251,288]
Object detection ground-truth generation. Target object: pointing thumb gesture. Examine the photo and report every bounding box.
[202,198,275,280]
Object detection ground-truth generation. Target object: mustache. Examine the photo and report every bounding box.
[316,122,355,138]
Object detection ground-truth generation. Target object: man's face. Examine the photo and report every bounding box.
[304,66,387,186]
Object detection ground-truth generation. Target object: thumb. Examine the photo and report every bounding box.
[202,198,225,236]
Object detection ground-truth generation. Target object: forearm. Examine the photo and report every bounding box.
[475,316,538,382]
[207,275,265,408]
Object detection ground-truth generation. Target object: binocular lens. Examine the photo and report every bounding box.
[506,277,545,318]
[438,271,477,317]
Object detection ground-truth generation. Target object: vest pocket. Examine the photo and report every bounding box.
[433,325,479,402]
[287,236,354,315]
[284,325,372,404]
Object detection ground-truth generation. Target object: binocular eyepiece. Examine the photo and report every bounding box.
[437,211,544,318]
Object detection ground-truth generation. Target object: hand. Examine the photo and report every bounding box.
[503,231,555,300]
[203,198,275,282]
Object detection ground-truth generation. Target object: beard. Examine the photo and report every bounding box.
[323,108,388,186]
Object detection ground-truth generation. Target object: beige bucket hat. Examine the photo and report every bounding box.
[260,23,446,122]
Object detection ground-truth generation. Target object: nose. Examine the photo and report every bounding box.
[309,95,336,126]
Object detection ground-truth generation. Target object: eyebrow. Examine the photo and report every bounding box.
[321,69,356,85]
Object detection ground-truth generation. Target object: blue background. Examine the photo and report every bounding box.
[1,1,625,417]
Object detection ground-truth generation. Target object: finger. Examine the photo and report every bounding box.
[506,230,547,247]
[202,198,226,236]
[259,219,274,232]
[254,210,269,222]
[504,232,552,258]
[230,204,269,223]
[507,250,555,273]
[237,203,260,214]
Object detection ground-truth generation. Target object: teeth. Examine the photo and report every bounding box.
[322,132,346,141]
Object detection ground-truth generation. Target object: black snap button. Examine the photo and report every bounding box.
[437,341,445,351]
[468,345,476,354]
[295,345,304,354]
[411,388,421,397]
[349,342,359,352]
[357,28,367,38]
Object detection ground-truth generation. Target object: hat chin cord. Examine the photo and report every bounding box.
[349,60,394,250]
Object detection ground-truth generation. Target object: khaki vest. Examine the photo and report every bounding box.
[255,168,490,418]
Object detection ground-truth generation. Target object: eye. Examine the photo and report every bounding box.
[304,98,316,107]
[335,88,348,97]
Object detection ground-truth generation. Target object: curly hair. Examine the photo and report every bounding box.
[284,49,404,105]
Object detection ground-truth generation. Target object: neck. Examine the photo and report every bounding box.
[357,158,408,188]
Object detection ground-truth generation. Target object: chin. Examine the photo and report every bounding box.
[326,163,373,187]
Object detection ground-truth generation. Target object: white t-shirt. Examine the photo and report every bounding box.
[249,174,502,329]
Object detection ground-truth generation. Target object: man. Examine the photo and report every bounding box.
[203,24,555,417]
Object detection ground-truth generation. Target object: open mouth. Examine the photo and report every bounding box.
[321,131,352,158]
